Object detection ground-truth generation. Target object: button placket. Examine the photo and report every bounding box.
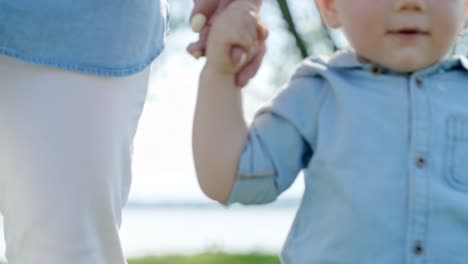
[407,75,430,262]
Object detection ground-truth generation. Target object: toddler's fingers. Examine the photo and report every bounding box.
[230,46,248,68]
[250,0,263,7]
[257,22,269,42]
[235,40,267,87]
[233,22,268,86]
[221,6,260,52]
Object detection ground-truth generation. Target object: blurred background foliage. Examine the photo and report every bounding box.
[165,0,342,89]
[167,0,468,79]
[129,252,280,264]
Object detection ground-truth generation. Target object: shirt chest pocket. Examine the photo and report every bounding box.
[446,115,468,191]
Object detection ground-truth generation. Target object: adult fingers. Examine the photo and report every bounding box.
[187,26,210,58]
[190,0,218,20]
[190,0,232,32]
[190,0,260,32]
[186,41,203,59]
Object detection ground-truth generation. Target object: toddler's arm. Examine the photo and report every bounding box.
[193,1,267,203]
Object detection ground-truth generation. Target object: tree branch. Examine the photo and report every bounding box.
[276,0,309,58]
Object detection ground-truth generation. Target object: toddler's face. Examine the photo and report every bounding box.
[317,0,468,72]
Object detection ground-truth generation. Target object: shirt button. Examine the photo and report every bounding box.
[413,240,424,256]
[416,156,426,168]
[371,65,381,75]
[415,78,423,87]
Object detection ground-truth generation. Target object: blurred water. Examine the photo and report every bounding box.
[0,202,299,261]
[122,202,298,258]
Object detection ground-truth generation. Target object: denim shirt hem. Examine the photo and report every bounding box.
[0,45,165,77]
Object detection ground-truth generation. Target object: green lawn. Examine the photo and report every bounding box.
[128,252,280,264]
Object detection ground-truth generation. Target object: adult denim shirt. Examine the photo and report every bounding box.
[0,0,168,76]
[227,50,468,264]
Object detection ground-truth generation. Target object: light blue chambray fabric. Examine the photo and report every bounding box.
[0,0,168,76]
[226,50,468,264]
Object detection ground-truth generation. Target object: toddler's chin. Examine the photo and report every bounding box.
[390,49,446,73]
[380,57,438,73]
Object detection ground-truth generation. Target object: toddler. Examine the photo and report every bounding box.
[193,0,468,263]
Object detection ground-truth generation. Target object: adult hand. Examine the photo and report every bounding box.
[187,0,267,87]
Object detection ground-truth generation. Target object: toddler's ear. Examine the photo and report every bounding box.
[315,0,341,28]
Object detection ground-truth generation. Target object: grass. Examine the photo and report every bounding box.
[128,252,280,264]
[0,252,280,264]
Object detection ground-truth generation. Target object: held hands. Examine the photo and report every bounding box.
[188,0,268,87]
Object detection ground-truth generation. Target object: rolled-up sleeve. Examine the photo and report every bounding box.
[225,76,328,205]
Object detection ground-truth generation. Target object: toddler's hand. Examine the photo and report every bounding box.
[203,1,267,87]
[188,0,267,87]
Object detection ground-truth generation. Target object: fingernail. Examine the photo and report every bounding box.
[191,14,207,33]
[190,50,203,59]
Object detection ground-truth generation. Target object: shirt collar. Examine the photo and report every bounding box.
[325,49,365,69]
[324,49,468,75]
